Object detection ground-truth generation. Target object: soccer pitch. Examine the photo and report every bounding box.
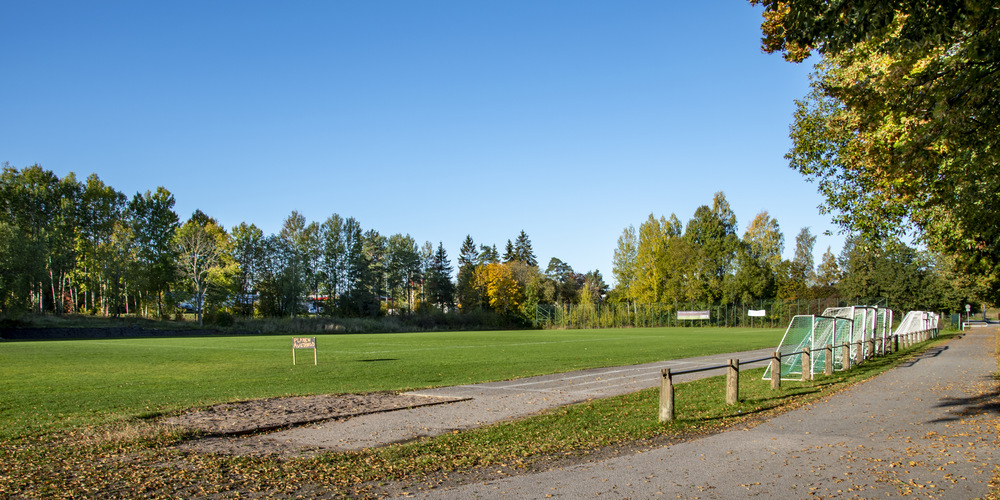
[0,327,782,439]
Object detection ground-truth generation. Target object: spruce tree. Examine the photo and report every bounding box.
[513,230,537,267]
[456,236,479,310]
[426,242,455,308]
[503,240,515,263]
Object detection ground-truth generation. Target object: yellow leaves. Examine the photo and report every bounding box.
[472,263,523,314]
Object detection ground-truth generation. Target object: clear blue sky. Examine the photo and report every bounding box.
[2,1,842,282]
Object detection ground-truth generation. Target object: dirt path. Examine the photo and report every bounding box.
[172,347,775,456]
[386,330,999,499]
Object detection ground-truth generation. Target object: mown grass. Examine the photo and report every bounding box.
[0,329,957,498]
[0,327,780,440]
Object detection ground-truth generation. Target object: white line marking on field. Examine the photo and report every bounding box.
[340,337,624,355]
[86,341,286,352]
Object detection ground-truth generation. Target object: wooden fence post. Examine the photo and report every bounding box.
[770,351,781,390]
[842,343,851,371]
[801,348,812,381]
[726,359,739,404]
[659,368,674,422]
[825,344,834,376]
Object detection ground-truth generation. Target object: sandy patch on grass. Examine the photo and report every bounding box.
[164,392,464,456]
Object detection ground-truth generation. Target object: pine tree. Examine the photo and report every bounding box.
[479,244,499,265]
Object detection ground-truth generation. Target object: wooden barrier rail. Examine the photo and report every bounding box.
[658,328,938,422]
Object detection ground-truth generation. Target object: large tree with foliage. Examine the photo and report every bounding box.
[814,246,840,298]
[775,227,816,300]
[386,233,420,311]
[0,165,79,314]
[610,225,637,303]
[127,188,179,317]
[752,0,1000,302]
[633,214,670,304]
[77,174,128,315]
[174,212,229,325]
[545,257,580,305]
[424,242,455,309]
[512,230,538,267]
[279,211,321,314]
[231,222,265,317]
[456,235,481,310]
[474,262,522,317]
[838,235,970,313]
[684,192,739,303]
[731,211,783,302]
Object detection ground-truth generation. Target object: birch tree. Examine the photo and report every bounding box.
[175,216,227,325]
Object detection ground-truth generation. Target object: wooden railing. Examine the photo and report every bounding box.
[658,328,939,422]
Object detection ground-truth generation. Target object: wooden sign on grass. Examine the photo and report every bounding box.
[293,337,317,365]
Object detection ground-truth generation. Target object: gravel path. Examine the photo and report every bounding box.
[258,347,776,453]
[388,330,999,499]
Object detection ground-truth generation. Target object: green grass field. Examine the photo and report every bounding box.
[0,327,782,440]
[3,327,965,498]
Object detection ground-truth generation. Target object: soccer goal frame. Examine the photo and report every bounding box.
[822,305,893,359]
[762,314,854,380]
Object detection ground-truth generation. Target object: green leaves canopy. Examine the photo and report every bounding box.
[753,0,1000,301]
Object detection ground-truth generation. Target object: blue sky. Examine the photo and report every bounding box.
[2,1,842,282]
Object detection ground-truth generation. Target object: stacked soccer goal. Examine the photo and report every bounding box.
[762,306,892,381]
[894,310,940,337]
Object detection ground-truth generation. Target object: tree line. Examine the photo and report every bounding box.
[610,192,978,315]
[0,163,610,326]
[0,164,979,328]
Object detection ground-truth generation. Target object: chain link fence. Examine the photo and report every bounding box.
[535,297,890,330]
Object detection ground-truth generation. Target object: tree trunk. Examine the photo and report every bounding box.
[49,268,58,314]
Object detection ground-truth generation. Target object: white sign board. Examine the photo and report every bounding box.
[748,310,766,317]
[293,337,317,365]
[678,310,710,321]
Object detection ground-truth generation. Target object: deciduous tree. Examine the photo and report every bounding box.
[474,262,522,317]
[231,222,265,316]
[611,225,637,303]
[684,192,739,303]
[174,214,228,325]
[127,187,179,317]
[752,0,1000,302]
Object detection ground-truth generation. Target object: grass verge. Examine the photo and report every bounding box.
[0,332,969,499]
